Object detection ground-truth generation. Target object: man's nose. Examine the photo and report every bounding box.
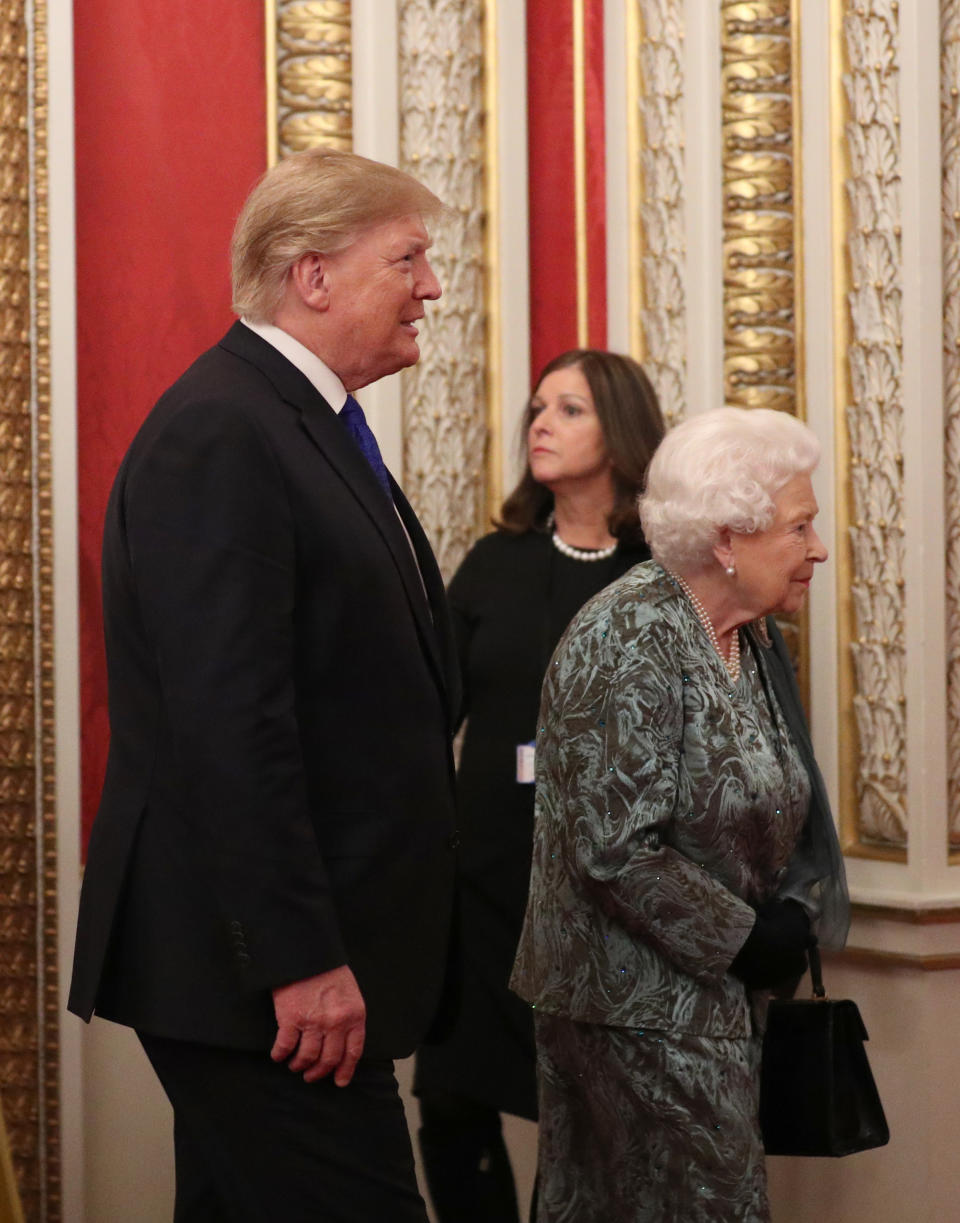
[417,261,442,300]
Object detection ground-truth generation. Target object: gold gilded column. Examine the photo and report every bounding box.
[266,0,353,162]
[721,1,807,693]
[0,0,60,1218]
[721,1,800,416]
[944,0,960,853]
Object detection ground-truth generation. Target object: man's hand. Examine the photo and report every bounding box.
[271,965,366,1086]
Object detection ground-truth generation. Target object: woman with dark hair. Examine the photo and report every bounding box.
[414,350,666,1223]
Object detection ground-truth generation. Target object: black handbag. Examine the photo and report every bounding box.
[759,946,890,1157]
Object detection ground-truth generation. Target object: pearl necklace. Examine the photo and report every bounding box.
[551,532,618,562]
[670,571,741,683]
[547,513,618,563]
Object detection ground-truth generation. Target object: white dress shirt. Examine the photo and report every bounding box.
[239,319,428,599]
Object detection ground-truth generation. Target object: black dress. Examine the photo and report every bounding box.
[415,529,650,1120]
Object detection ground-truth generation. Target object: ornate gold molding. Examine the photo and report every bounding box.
[266,0,353,164]
[0,0,60,1217]
[397,0,490,580]
[943,0,960,853]
[834,0,906,853]
[720,2,809,698]
[721,1,798,416]
[632,0,687,425]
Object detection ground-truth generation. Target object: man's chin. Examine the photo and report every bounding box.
[353,348,421,389]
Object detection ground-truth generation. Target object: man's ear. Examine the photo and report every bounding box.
[712,526,734,572]
[288,253,331,311]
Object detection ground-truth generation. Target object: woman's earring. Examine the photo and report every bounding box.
[726,563,736,577]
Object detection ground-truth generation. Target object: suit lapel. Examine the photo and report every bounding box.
[391,482,461,724]
[218,323,454,719]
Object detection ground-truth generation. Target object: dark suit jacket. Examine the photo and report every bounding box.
[68,321,461,1059]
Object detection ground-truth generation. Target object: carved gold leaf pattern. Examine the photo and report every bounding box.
[943,0,960,852]
[721,1,796,415]
[0,0,59,1217]
[274,1,352,156]
[397,0,488,581]
[720,2,809,701]
[840,0,906,848]
[634,0,687,424]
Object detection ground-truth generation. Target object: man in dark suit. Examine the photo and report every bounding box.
[69,147,460,1221]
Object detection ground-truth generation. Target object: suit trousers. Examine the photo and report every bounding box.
[138,1032,429,1223]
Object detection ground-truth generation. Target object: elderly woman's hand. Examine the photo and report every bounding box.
[729,898,814,990]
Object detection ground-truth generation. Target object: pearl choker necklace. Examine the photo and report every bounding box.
[669,571,741,683]
[551,532,618,562]
[546,514,617,562]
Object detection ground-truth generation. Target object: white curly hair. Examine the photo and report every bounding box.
[639,407,821,572]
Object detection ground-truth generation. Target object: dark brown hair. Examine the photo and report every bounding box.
[496,349,666,547]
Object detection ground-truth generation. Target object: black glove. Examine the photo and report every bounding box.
[729,898,815,990]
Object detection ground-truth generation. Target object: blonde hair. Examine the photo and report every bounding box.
[231,147,443,322]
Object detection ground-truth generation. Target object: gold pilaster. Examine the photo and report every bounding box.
[943,0,960,855]
[0,0,59,1216]
[266,0,353,163]
[721,1,797,415]
[720,1,808,701]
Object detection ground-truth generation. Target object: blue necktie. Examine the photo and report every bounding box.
[339,394,393,500]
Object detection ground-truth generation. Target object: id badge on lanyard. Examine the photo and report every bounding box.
[516,741,536,784]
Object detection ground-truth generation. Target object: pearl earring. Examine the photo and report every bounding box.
[726,564,736,577]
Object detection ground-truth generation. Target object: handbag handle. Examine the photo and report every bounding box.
[809,943,826,999]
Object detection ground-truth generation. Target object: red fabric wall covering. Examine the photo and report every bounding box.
[75,0,267,848]
[526,0,607,382]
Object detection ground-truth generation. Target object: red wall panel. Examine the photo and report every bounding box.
[75,0,267,846]
[526,0,607,381]
[527,0,577,380]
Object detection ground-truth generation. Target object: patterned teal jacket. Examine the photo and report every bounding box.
[511,562,825,1038]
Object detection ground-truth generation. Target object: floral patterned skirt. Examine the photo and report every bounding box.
[534,1013,770,1223]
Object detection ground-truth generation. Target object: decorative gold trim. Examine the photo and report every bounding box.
[626,0,643,362]
[265,0,279,164]
[831,0,858,854]
[791,0,805,426]
[943,0,960,853]
[0,1104,24,1223]
[483,0,502,522]
[720,2,808,703]
[269,0,353,161]
[572,0,589,346]
[0,0,60,1216]
[833,0,907,858]
[721,1,797,415]
[632,0,687,424]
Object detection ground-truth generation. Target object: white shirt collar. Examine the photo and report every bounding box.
[240,318,347,412]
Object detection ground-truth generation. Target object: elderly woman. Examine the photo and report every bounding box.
[511,407,849,1223]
